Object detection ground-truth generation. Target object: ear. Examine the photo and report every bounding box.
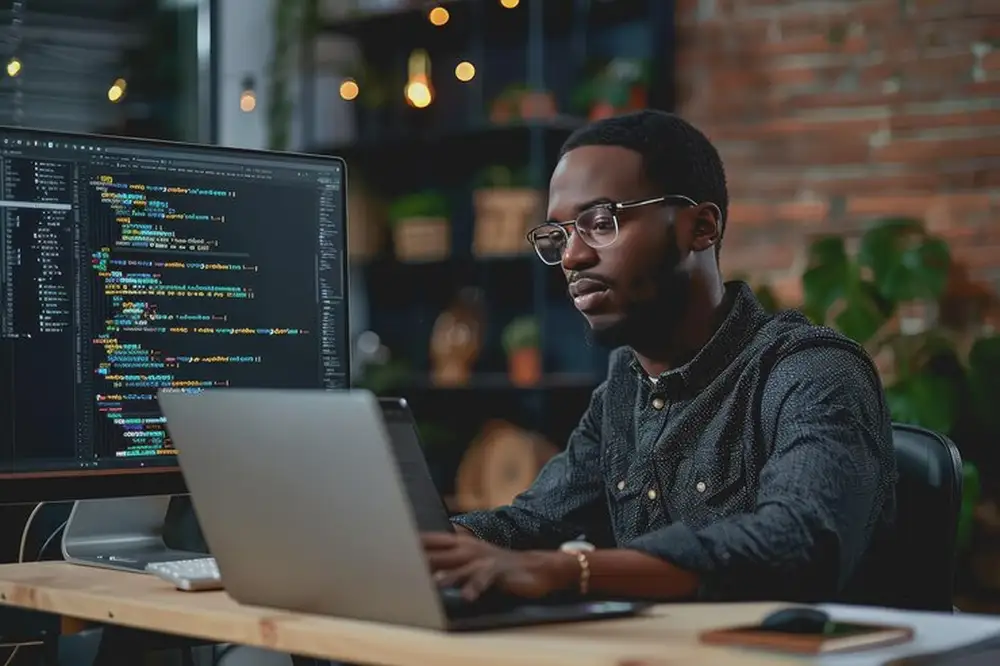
[689,203,722,253]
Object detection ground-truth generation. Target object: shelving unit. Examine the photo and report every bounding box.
[301,0,676,492]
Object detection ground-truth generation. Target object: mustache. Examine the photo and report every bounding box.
[566,272,614,290]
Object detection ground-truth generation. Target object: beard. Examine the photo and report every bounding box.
[585,235,691,351]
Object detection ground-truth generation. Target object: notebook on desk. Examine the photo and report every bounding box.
[158,388,650,631]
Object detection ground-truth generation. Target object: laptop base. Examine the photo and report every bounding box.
[447,600,653,631]
[62,495,204,573]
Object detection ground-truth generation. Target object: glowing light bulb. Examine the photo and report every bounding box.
[107,84,124,103]
[428,6,449,26]
[404,81,432,108]
[6,58,22,77]
[239,90,256,112]
[500,0,519,8]
[339,79,359,101]
[455,61,476,82]
[404,49,434,109]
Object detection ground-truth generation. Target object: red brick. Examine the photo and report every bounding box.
[874,136,1000,163]
[677,0,1000,286]
[889,108,1000,133]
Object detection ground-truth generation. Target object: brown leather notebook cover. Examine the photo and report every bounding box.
[701,621,914,655]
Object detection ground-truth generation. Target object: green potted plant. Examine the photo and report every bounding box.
[387,191,451,262]
[501,316,541,387]
[797,216,1000,557]
[571,58,651,122]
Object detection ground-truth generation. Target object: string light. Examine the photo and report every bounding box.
[455,61,476,82]
[404,49,434,109]
[239,75,256,112]
[339,78,359,101]
[6,58,21,78]
[428,6,449,26]
[500,0,519,7]
[107,78,126,103]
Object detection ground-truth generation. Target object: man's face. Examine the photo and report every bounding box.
[545,145,709,349]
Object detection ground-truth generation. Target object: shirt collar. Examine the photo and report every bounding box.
[628,281,769,394]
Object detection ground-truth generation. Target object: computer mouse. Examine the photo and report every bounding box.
[759,607,831,634]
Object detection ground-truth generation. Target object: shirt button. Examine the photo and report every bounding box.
[647,489,658,500]
[616,480,625,491]
[696,481,706,493]
[651,397,665,410]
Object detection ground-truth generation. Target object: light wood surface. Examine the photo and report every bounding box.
[0,562,792,666]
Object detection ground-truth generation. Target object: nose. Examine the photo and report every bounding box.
[561,230,599,272]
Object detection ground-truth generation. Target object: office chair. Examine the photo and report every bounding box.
[882,423,964,611]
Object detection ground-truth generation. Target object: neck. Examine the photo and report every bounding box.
[633,274,726,377]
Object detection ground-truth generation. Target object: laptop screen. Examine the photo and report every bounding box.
[379,399,456,534]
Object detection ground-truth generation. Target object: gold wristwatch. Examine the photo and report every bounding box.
[559,540,595,596]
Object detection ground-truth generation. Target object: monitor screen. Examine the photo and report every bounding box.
[0,129,348,502]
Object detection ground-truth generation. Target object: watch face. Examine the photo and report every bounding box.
[560,540,596,553]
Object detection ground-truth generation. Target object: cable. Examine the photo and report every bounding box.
[35,520,67,562]
[6,502,47,666]
[16,503,44,564]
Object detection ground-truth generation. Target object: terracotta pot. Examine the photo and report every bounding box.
[508,347,541,387]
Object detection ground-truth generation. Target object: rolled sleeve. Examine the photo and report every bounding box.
[451,383,612,551]
[627,345,894,601]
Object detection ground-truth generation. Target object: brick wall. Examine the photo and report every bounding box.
[676,0,1000,306]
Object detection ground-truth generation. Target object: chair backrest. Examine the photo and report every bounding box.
[884,423,964,611]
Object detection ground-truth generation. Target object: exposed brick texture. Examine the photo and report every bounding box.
[676,0,1000,306]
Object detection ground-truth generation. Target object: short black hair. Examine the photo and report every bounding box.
[560,110,729,247]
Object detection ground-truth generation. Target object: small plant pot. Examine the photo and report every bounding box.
[507,347,542,387]
[393,216,450,262]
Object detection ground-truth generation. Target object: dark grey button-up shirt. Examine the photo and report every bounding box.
[453,281,896,602]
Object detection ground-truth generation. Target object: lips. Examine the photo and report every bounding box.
[569,278,610,313]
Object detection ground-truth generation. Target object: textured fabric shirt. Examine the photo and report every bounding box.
[453,281,897,603]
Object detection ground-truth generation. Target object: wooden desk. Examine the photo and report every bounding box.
[0,562,788,666]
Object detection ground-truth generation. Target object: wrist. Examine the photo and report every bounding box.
[539,550,586,594]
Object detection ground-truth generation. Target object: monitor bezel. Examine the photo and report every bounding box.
[0,126,350,505]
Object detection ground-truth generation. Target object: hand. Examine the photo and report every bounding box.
[421,532,577,601]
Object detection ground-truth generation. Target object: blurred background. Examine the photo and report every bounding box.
[1,0,1000,613]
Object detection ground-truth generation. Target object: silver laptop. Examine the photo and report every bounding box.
[158,388,649,631]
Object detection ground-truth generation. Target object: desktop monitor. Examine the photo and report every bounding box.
[0,127,348,569]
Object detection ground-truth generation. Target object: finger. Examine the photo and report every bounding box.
[434,559,486,591]
[420,532,460,549]
[425,549,477,572]
[461,563,498,601]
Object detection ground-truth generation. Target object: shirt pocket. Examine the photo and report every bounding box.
[662,446,749,530]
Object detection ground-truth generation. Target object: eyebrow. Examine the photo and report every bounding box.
[545,197,614,224]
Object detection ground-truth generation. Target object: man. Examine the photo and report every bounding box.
[422,110,896,604]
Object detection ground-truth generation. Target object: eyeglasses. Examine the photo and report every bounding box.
[526,194,709,266]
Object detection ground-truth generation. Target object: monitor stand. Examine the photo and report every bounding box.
[61,495,206,573]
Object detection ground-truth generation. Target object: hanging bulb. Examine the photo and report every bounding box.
[404,49,434,109]
[339,78,359,101]
[500,0,520,8]
[239,75,257,112]
[6,57,21,77]
[455,61,476,82]
[428,6,449,26]
[107,78,127,103]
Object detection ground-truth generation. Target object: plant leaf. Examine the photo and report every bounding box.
[802,236,850,322]
[883,237,951,301]
[833,291,887,344]
[885,373,957,435]
[857,217,951,302]
[967,334,1000,435]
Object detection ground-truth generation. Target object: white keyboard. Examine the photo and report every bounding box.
[146,557,223,591]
